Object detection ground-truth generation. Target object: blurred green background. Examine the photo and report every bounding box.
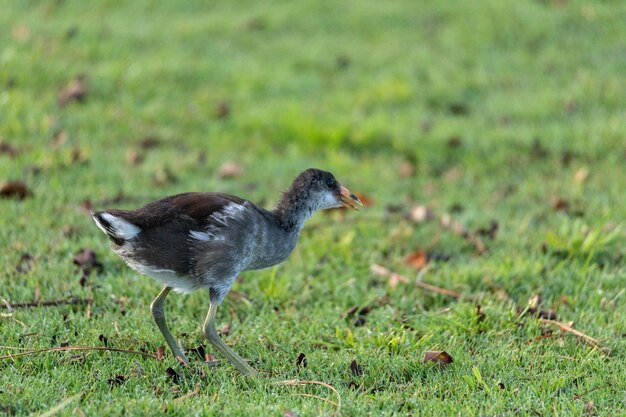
[1,1,625,416]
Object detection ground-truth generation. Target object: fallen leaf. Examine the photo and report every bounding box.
[574,167,589,184]
[336,54,351,69]
[33,286,40,304]
[126,149,143,166]
[66,26,79,40]
[350,359,363,376]
[282,410,299,417]
[477,220,499,240]
[218,323,231,336]
[405,249,428,270]
[296,352,307,369]
[70,146,88,164]
[156,346,165,360]
[16,253,34,274]
[51,130,68,148]
[553,198,570,212]
[565,99,578,113]
[443,166,463,182]
[0,141,19,157]
[561,150,574,167]
[446,136,463,149]
[370,263,409,288]
[423,351,453,367]
[245,17,267,31]
[107,375,126,386]
[217,161,243,179]
[583,401,594,415]
[153,166,178,187]
[132,360,145,377]
[354,192,373,207]
[448,102,468,115]
[1,181,32,200]
[138,136,161,150]
[352,316,366,327]
[98,334,109,347]
[215,101,230,119]
[58,75,88,107]
[530,138,549,159]
[73,248,103,278]
[206,352,218,366]
[80,199,93,214]
[12,24,30,42]
[408,204,434,223]
[518,295,558,320]
[388,272,409,288]
[399,161,415,177]
[528,294,541,310]
[475,304,486,323]
[165,367,181,384]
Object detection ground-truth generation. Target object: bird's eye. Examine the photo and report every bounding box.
[325,178,335,188]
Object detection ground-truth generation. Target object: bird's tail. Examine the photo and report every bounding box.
[91,211,141,245]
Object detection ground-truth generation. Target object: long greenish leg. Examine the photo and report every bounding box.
[203,302,256,376]
[150,286,188,364]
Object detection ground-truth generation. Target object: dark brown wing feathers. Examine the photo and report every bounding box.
[104,192,246,230]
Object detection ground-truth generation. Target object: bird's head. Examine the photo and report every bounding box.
[291,168,363,212]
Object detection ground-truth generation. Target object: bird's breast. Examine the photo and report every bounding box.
[244,226,298,271]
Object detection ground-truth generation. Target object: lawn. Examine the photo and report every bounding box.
[1,0,625,415]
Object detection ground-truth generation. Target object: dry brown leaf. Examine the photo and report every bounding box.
[215,101,230,119]
[574,167,589,184]
[443,166,463,182]
[447,136,463,148]
[107,375,126,386]
[218,323,231,336]
[58,75,88,107]
[350,359,363,376]
[126,150,144,166]
[138,136,161,150]
[353,192,373,207]
[217,161,243,179]
[51,130,68,148]
[423,351,453,367]
[296,352,307,369]
[553,198,570,212]
[156,346,165,360]
[405,249,428,270]
[399,161,415,177]
[165,367,181,384]
[0,141,19,157]
[16,253,34,274]
[153,166,178,186]
[1,181,32,200]
[12,25,30,42]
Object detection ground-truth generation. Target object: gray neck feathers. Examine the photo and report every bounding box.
[273,187,317,232]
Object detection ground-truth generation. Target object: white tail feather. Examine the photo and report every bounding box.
[94,212,141,239]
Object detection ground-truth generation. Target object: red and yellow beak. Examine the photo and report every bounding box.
[339,185,363,211]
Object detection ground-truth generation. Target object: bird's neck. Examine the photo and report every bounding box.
[273,189,315,232]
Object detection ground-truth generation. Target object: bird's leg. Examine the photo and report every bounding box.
[203,302,256,376]
[150,286,188,364]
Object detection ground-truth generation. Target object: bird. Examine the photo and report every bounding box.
[91,168,362,375]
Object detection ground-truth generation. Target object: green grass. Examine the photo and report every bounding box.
[1,0,625,415]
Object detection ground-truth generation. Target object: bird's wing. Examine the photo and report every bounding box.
[92,192,252,277]
[100,192,247,231]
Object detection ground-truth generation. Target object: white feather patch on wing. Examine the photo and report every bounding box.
[100,212,141,239]
[189,230,211,241]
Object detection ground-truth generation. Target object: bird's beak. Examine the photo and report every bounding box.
[339,185,363,211]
